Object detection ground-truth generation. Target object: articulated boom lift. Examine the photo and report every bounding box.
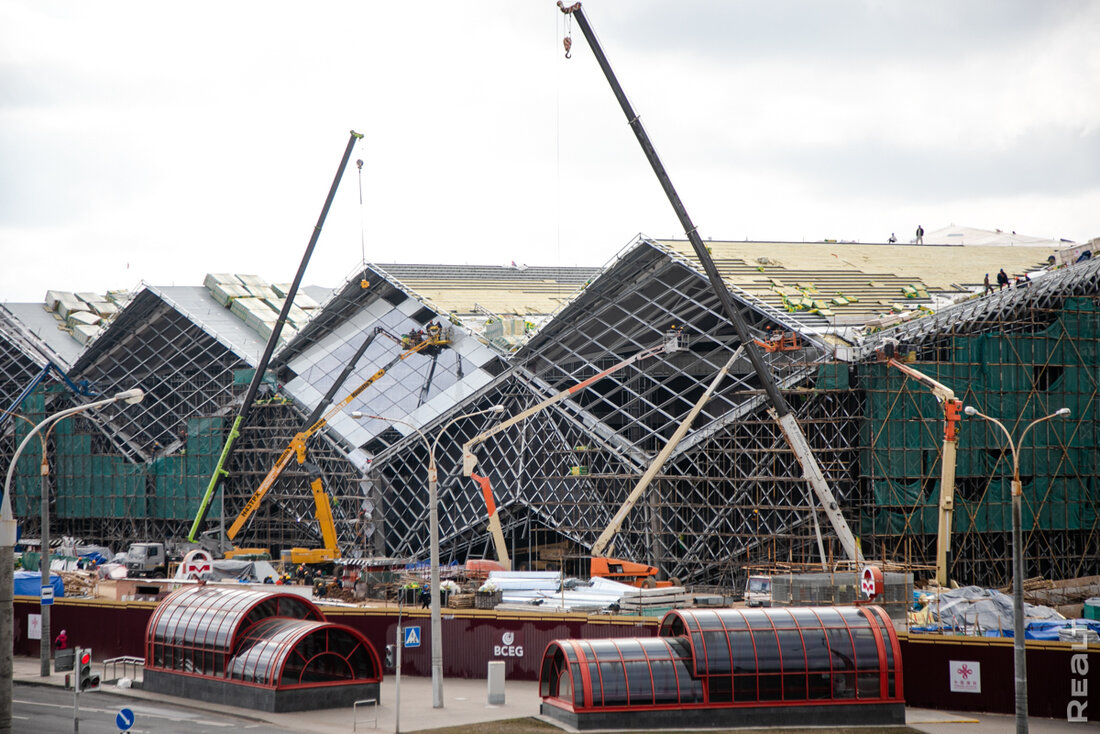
[880,345,962,586]
[462,332,683,578]
[204,324,452,562]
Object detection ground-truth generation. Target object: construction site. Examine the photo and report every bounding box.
[2,227,1098,594]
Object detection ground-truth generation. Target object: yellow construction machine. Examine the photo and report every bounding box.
[202,325,452,563]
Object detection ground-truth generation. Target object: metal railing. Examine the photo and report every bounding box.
[353,697,378,731]
[101,656,144,682]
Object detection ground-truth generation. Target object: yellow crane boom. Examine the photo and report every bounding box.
[225,325,452,552]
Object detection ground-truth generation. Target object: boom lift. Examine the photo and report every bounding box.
[462,332,684,578]
[558,2,863,564]
[206,324,452,561]
[590,346,745,563]
[880,344,962,586]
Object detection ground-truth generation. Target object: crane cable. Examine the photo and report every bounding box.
[356,144,370,289]
[356,157,366,267]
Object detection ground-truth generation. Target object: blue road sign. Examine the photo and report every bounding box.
[116,707,135,731]
[40,586,53,606]
[404,625,421,648]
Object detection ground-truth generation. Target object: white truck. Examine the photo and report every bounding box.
[745,574,773,607]
[124,542,169,578]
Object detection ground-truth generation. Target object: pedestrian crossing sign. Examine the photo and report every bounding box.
[404,625,421,648]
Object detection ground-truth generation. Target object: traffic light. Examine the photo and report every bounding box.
[384,644,396,670]
[77,647,100,692]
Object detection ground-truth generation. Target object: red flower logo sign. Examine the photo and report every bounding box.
[956,664,973,680]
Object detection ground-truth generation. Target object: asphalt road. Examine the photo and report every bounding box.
[13,683,300,734]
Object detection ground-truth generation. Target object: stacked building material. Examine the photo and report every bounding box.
[617,585,691,616]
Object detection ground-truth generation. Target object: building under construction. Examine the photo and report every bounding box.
[2,228,1098,589]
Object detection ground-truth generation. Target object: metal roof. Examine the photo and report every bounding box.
[1,301,84,367]
[375,262,599,317]
[657,237,1063,329]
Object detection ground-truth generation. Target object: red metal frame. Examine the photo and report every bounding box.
[540,605,904,713]
[144,586,380,688]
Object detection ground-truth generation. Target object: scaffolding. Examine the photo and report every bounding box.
[1,252,1096,590]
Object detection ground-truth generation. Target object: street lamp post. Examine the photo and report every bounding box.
[0,388,144,734]
[963,405,1070,734]
[0,411,50,678]
[353,404,504,709]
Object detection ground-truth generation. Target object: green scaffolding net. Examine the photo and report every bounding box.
[861,297,1098,538]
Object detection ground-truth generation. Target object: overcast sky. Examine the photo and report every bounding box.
[3,1,1098,303]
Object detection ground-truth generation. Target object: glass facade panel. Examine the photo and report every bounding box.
[733,674,757,702]
[808,671,832,699]
[789,607,822,626]
[615,639,645,659]
[717,611,747,629]
[852,628,879,670]
[767,609,798,629]
[708,676,733,703]
[650,661,679,703]
[805,635,831,671]
[750,629,781,672]
[676,663,705,703]
[858,671,881,699]
[746,610,776,629]
[827,628,855,671]
[758,673,783,701]
[832,671,856,699]
[776,630,806,671]
[729,631,756,673]
[587,662,602,705]
[783,672,807,700]
[695,612,726,630]
[600,661,628,705]
[625,660,653,704]
[702,631,731,674]
[571,665,584,704]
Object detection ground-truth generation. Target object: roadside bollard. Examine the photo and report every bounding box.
[487,661,505,705]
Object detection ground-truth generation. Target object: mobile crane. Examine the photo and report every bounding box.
[880,342,962,586]
[558,2,863,564]
[201,324,452,562]
[188,130,362,545]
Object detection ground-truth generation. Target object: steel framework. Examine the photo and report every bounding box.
[1,250,1095,589]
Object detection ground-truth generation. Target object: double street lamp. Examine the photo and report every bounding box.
[963,404,1070,734]
[352,404,504,709]
[0,388,144,734]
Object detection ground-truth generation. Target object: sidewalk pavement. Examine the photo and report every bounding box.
[13,655,541,734]
[13,656,1092,733]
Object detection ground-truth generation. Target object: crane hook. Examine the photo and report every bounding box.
[563,36,572,59]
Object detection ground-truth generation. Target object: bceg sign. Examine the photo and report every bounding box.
[493,630,524,658]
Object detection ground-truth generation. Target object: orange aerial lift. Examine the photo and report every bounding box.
[462,333,684,582]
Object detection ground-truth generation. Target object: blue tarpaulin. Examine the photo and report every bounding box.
[13,570,65,598]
